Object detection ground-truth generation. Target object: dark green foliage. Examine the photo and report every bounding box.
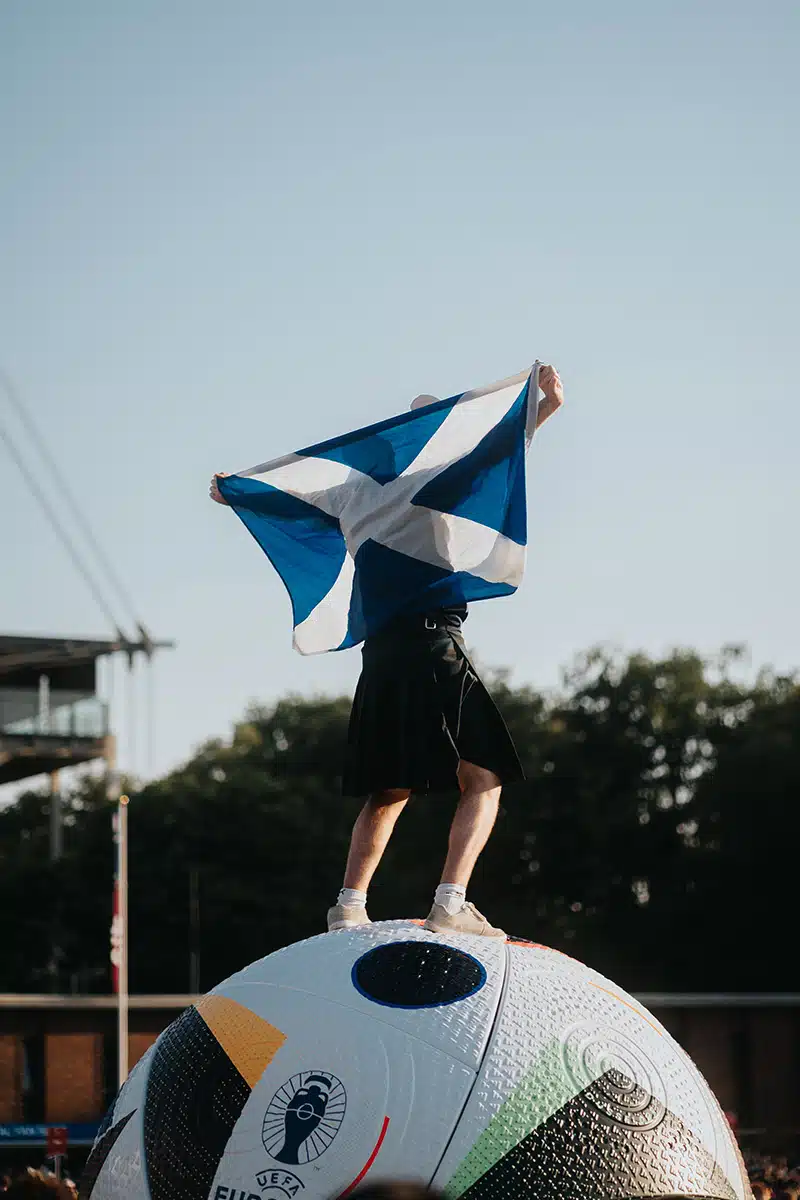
[0,650,795,995]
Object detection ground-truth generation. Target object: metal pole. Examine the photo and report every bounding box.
[49,770,62,863]
[48,769,63,993]
[189,867,201,994]
[126,654,136,782]
[38,673,50,732]
[146,657,155,778]
[117,794,129,1090]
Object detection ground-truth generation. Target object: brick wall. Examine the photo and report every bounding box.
[0,1035,21,1121]
[0,1001,797,1132]
[750,1009,800,1130]
[676,1007,742,1113]
[129,1031,158,1071]
[45,1033,104,1122]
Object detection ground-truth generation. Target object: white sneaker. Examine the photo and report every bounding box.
[424,901,506,938]
[327,903,370,931]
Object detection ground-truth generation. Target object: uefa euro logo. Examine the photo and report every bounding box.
[262,1072,347,1165]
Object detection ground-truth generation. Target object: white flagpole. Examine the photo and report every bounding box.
[117,794,130,1090]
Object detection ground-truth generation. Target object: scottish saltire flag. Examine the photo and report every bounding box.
[219,364,541,654]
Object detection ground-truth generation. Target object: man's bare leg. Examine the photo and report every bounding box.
[425,761,506,937]
[328,788,410,929]
[343,788,410,891]
[440,761,502,886]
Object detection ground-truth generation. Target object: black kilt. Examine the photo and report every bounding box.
[342,611,524,797]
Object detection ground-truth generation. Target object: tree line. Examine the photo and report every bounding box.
[1,644,797,995]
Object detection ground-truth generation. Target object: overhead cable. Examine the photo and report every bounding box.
[1,368,142,631]
[0,411,123,634]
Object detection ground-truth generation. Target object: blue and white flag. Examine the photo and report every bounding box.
[219,364,541,654]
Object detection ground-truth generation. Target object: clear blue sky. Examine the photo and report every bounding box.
[2,0,797,785]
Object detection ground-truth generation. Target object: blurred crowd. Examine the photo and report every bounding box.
[0,1170,77,1198]
[745,1151,800,1199]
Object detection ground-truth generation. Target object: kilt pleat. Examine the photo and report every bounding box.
[342,620,523,797]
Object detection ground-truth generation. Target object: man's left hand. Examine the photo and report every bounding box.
[536,364,564,428]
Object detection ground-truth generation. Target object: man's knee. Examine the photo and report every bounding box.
[457,760,501,796]
[368,788,410,811]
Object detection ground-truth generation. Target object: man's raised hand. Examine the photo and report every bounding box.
[536,364,564,428]
[209,472,230,505]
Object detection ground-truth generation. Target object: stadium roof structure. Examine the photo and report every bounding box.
[0,632,124,785]
[0,632,123,684]
[0,631,175,784]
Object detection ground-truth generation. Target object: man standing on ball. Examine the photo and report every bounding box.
[211,364,564,938]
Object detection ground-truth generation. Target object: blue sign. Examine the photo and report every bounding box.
[0,1123,100,1146]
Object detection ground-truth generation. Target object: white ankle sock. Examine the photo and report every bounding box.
[338,888,367,909]
[435,883,466,916]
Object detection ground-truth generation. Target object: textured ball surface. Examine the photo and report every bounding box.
[83,922,751,1200]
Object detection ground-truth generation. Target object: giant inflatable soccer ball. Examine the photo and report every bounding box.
[83,922,751,1200]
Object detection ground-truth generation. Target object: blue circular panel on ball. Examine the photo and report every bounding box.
[352,940,487,1008]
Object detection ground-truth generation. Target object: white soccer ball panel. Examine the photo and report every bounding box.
[208,988,476,1198]
[220,920,505,1070]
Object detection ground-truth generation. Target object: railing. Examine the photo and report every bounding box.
[0,696,109,739]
